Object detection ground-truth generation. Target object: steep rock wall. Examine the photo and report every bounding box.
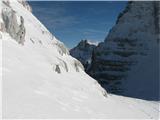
[88,1,160,100]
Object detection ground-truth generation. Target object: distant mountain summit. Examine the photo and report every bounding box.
[70,40,96,71]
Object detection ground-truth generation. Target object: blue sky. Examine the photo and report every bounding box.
[29,1,127,48]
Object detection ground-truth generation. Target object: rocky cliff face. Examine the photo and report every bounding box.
[1,0,26,45]
[88,1,160,100]
[70,40,96,71]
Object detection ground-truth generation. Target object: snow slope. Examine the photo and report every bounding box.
[1,0,159,119]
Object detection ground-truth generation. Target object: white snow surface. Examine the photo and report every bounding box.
[87,40,99,46]
[1,0,159,119]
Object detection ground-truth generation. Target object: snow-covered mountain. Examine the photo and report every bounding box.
[1,0,159,119]
[88,1,160,100]
[70,40,96,71]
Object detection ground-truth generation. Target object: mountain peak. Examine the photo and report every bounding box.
[70,39,96,71]
[78,39,98,47]
[78,39,98,46]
